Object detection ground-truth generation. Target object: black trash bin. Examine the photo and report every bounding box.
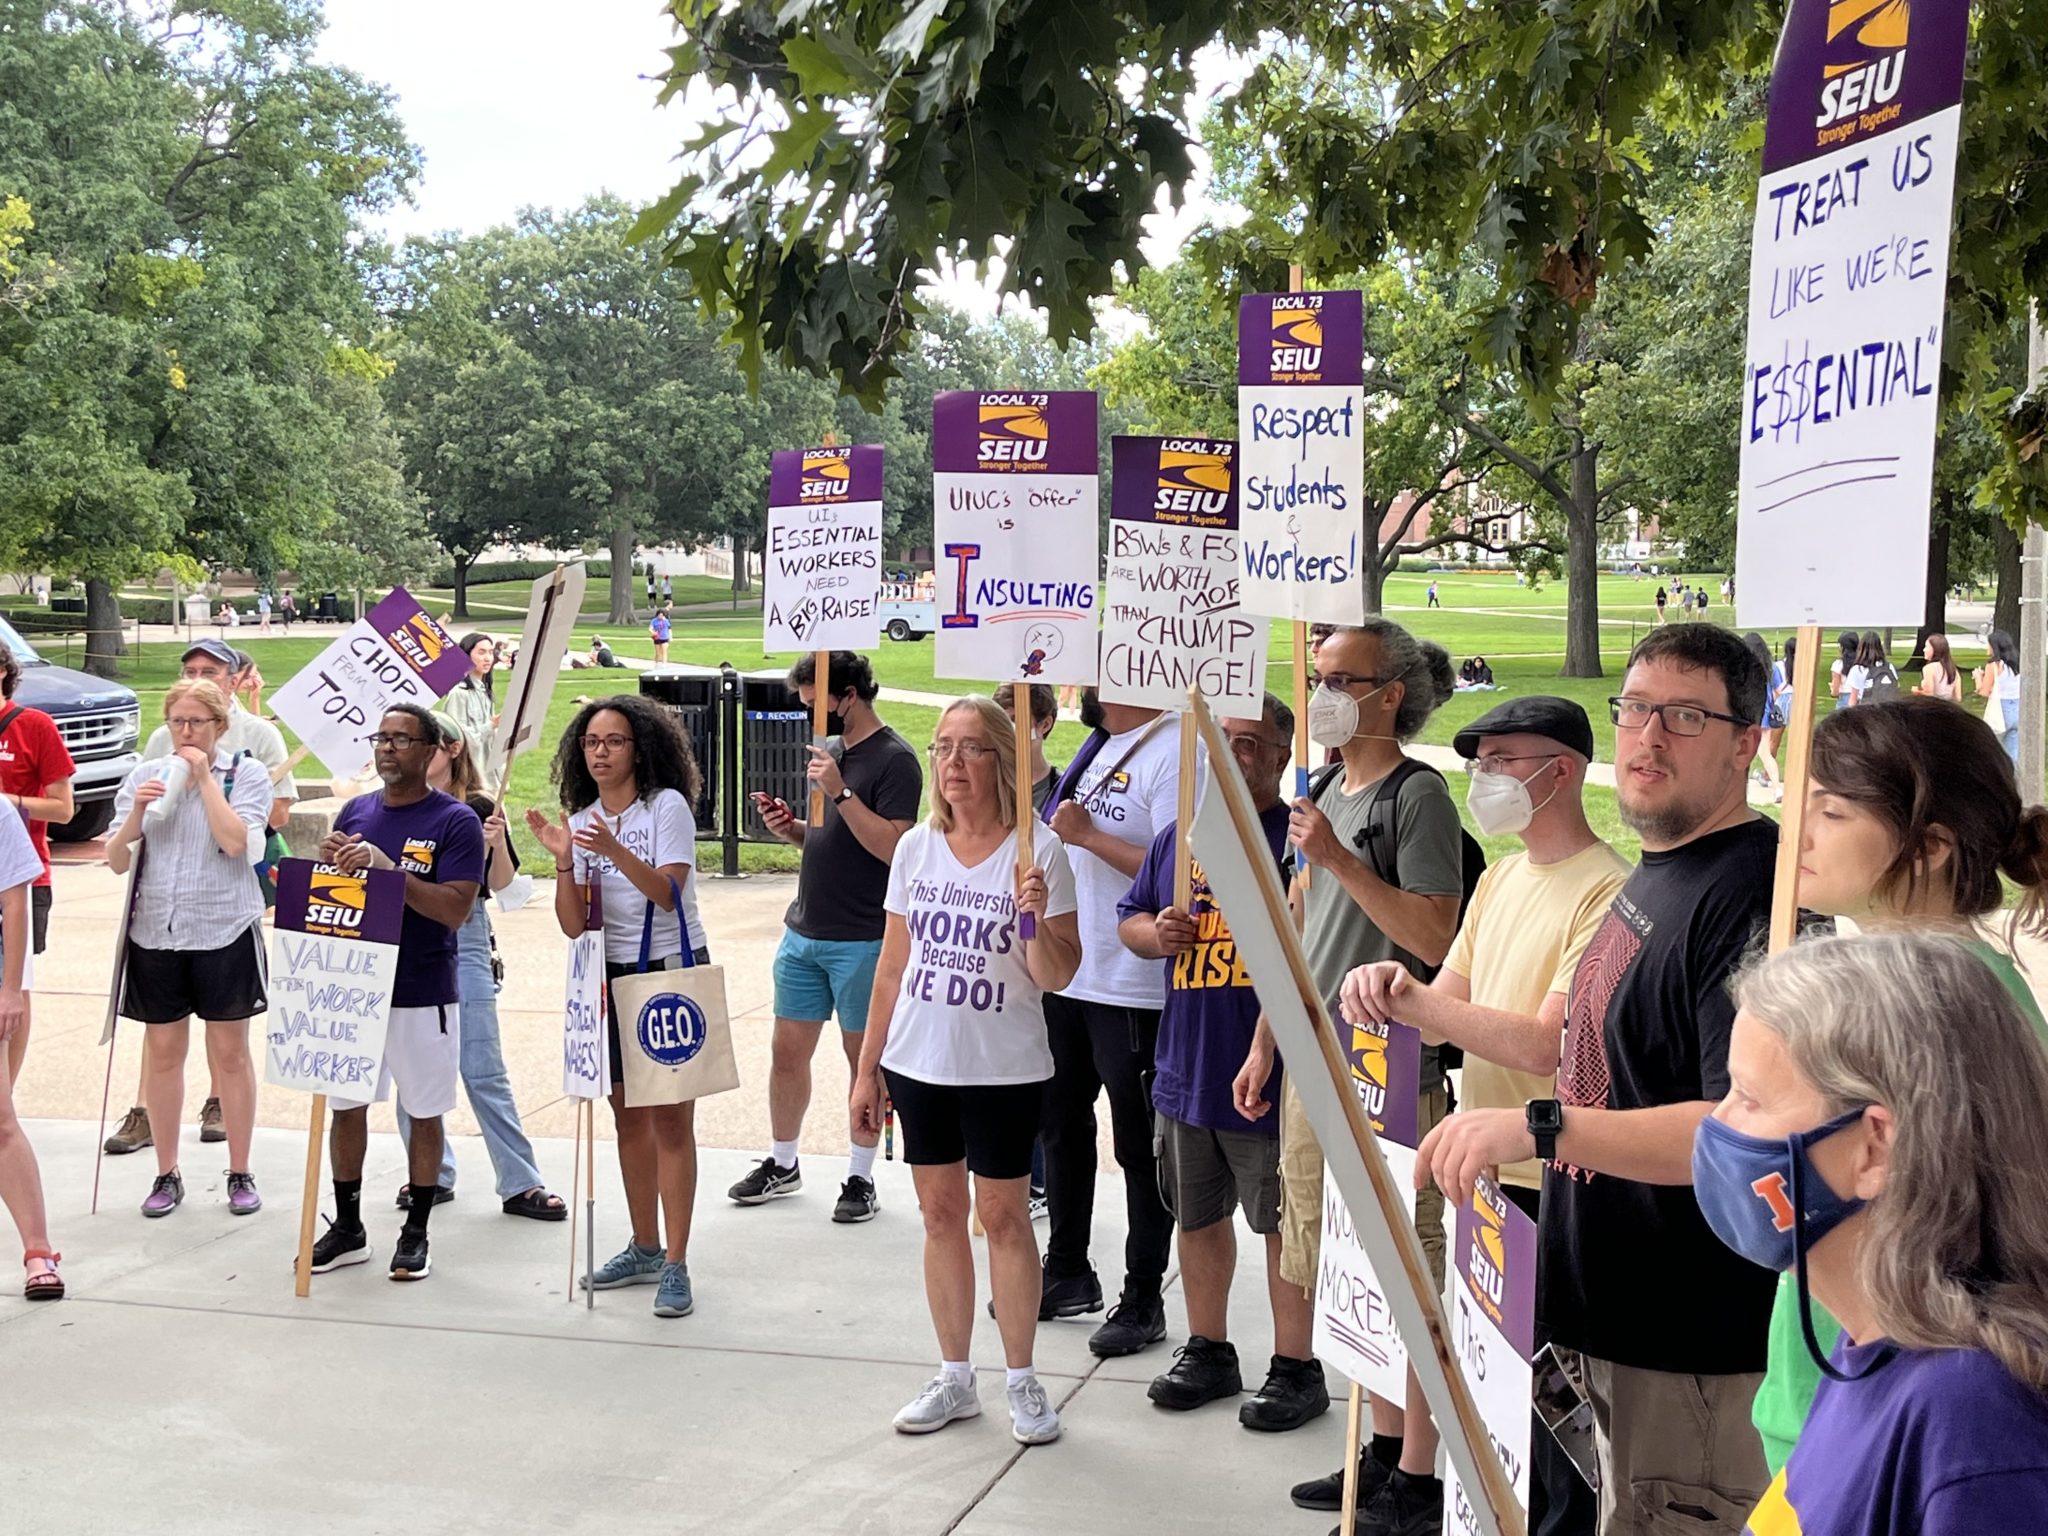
[740,670,813,839]
[638,667,720,829]
[316,592,340,621]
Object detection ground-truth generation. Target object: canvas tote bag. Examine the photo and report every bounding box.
[615,875,739,1107]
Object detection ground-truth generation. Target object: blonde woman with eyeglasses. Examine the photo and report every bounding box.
[852,696,1083,1446]
[1698,933,2048,1533]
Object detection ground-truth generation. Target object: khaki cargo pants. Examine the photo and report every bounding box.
[1277,1073,1448,1294]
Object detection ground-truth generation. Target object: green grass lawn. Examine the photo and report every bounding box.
[414,572,760,624]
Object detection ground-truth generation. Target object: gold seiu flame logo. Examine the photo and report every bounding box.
[801,452,851,498]
[1477,1196,1507,1276]
[404,614,447,663]
[1269,305,1324,354]
[1824,0,1908,75]
[401,839,435,869]
[1348,1026,1389,1091]
[1157,448,1234,499]
[310,867,369,910]
[978,401,1050,443]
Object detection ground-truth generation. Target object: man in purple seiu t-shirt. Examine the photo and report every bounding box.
[1115,694,1329,1433]
[311,703,485,1285]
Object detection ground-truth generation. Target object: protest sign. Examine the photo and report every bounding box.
[1236,290,1367,629]
[1100,435,1267,713]
[765,445,885,653]
[931,390,1100,686]
[562,890,609,1100]
[491,562,588,787]
[263,860,405,1097]
[1186,695,1521,1536]
[270,589,471,779]
[1444,1175,1540,1536]
[1312,1019,1424,1401]
[1734,0,1969,628]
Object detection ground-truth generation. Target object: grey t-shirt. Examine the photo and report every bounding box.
[1301,760,1465,1092]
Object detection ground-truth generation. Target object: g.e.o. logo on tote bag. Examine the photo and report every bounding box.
[614,874,739,1108]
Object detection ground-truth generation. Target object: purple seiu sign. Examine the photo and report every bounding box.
[768,443,885,508]
[272,859,407,948]
[1236,290,1364,387]
[1453,1172,1538,1362]
[1762,0,1968,174]
[363,589,472,699]
[1343,1017,1423,1149]
[932,391,1099,476]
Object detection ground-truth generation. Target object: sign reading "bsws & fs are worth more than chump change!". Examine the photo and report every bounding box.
[1237,291,1367,628]
[931,391,1100,685]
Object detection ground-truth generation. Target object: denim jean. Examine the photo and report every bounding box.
[2001,696,2022,763]
[396,900,545,1198]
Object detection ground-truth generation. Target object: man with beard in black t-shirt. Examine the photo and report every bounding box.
[1417,624,1778,1536]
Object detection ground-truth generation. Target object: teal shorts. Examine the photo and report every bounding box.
[772,932,884,1033]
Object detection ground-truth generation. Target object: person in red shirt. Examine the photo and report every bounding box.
[0,641,75,1081]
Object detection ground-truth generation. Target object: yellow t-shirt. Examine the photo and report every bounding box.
[1440,839,1633,1189]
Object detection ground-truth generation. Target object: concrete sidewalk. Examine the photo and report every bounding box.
[2,1128,1343,1536]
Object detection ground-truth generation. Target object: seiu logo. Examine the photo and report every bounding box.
[1816,0,1908,127]
[977,399,1050,467]
[1154,445,1233,516]
[1269,305,1324,374]
[1470,1203,1507,1307]
[1348,1025,1389,1126]
[800,451,850,501]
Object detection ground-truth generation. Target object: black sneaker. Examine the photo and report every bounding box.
[987,1258,1104,1321]
[1239,1353,1331,1432]
[1146,1335,1242,1410]
[1293,1451,1389,1513]
[831,1176,878,1223]
[727,1157,801,1205]
[306,1218,370,1274]
[1341,1470,1443,1536]
[389,1228,432,1282]
[1088,1286,1167,1357]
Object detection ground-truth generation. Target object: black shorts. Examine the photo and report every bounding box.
[122,926,268,1025]
[882,1068,1041,1179]
[30,883,49,954]
[604,950,711,1085]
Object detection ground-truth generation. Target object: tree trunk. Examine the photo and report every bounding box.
[451,553,472,621]
[732,534,754,595]
[1363,547,1387,614]
[1561,443,1603,678]
[1994,516,2022,639]
[608,521,636,623]
[1915,506,1952,657]
[83,577,124,678]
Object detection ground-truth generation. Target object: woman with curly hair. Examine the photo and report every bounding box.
[527,694,709,1319]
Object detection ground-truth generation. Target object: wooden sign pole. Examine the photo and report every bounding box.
[1174,710,1197,910]
[1768,625,1824,955]
[567,1098,583,1302]
[89,1022,117,1216]
[292,1093,327,1298]
[1287,262,1314,893]
[1014,685,1037,941]
[1341,1379,1368,1529]
[584,1096,597,1310]
[810,651,831,827]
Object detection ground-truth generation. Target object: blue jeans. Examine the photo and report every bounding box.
[2000,696,2022,763]
[396,902,545,1198]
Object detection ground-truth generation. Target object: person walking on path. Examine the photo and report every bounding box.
[311,703,485,1281]
[107,680,273,1221]
[1415,624,1782,1536]
[1655,585,1668,624]
[1702,934,2048,1533]
[1040,685,1182,1356]
[1976,628,2022,763]
[529,695,711,1318]
[852,696,1082,1446]
[105,639,295,1158]
[1426,580,1441,609]
[256,591,271,633]
[388,715,563,1222]
[648,604,673,666]
[278,590,294,630]
[659,571,672,605]
[1748,633,1787,802]
[1121,695,1332,1435]
[1913,633,1961,702]
[0,640,75,1085]
[736,651,921,1222]
[0,799,60,1298]
[444,633,500,786]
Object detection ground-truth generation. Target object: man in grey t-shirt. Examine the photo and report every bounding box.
[1232,619,1464,1521]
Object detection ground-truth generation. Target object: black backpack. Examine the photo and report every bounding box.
[1861,659,1901,703]
[1310,757,1488,1064]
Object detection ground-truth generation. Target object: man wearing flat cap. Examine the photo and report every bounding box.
[1339,693,1628,1536]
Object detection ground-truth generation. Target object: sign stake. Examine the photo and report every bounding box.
[810,651,831,827]
[1768,625,1823,955]
[293,1093,327,1299]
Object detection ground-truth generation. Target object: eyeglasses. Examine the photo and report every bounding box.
[166,716,218,731]
[929,742,993,761]
[1463,753,1559,776]
[1609,698,1748,737]
[1312,672,1393,693]
[580,734,634,753]
[367,732,428,749]
[1227,735,1290,757]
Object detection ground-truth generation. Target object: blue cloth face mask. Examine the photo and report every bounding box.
[1693,1107,1873,1381]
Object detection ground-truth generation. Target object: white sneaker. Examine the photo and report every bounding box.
[1007,1375,1061,1445]
[894,1373,981,1435]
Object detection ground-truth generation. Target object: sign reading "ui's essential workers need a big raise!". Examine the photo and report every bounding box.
[1236,291,1367,628]
[764,444,884,654]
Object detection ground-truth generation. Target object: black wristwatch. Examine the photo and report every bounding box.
[833,786,854,805]
[1526,1099,1564,1162]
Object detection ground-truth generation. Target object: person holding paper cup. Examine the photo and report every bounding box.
[383,714,562,1222]
[529,695,710,1320]
[106,679,274,1220]
[851,696,1081,1445]
[1698,934,2048,1533]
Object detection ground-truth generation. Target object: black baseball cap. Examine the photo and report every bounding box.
[181,638,240,670]
[1452,696,1596,761]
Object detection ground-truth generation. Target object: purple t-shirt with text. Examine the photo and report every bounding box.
[1118,803,1290,1134]
[334,788,485,1007]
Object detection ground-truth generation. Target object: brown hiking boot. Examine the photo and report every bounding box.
[198,1096,226,1144]
[104,1105,152,1155]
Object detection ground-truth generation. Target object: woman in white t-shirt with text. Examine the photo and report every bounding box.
[529,695,710,1320]
[853,695,1082,1447]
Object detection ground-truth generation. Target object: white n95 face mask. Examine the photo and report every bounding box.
[1465,766,1560,837]
[1308,681,1392,749]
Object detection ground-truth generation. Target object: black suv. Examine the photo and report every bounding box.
[0,617,142,842]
